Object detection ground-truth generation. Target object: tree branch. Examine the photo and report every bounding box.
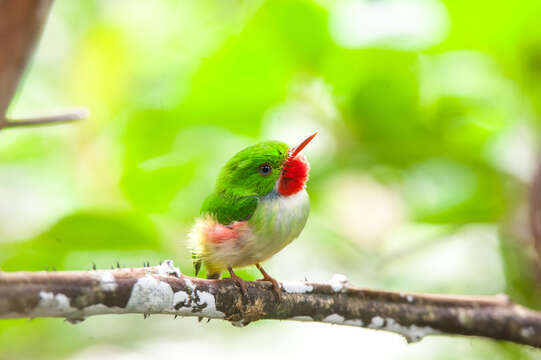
[1,261,541,347]
[1,108,88,129]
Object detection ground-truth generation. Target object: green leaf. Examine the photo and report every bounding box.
[0,211,164,271]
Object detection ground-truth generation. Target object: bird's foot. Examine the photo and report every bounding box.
[227,267,248,297]
[256,263,281,302]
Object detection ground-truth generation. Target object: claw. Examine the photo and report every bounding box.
[256,263,281,302]
[227,267,248,297]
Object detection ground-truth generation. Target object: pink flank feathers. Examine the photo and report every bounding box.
[207,221,248,244]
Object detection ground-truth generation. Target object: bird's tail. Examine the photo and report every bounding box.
[192,253,221,279]
[206,272,221,279]
[188,217,210,278]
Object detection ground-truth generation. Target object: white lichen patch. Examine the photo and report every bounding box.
[291,316,314,322]
[171,278,225,318]
[291,316,366,328]
[521,326,535,338]
[192,290,224,318]
[126,275,174,313]
[98,272,118,291]
[172,289,224,318]
[369,316,440,343]
[154,259,181,278]
[399,293,414,303]
[184,278,196,291]
[281,282,313,293]
[198,291,223,317]
[369,316,385,328]
[329,274,349,292]
[294,314,364,327]
[173,291,189,305]
[344,319,364,326]
[83,304,125,316]
[323,314,345,324]
[33,291,77,317]
[384,318,440,343]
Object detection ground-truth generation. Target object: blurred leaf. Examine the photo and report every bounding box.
[121,120,247,213]
[0,211,164,271]
[171,0,330,136]
[403,158,508,223]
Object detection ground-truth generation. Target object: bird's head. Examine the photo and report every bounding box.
[215,132,317,198]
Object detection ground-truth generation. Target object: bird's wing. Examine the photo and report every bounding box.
[200,193,258,225]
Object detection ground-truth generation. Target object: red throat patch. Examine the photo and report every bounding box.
[278,155,310,196]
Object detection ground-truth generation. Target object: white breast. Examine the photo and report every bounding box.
[231,189,310,267]
[258,190,310,236]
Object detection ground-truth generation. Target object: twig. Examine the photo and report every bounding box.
[1,260,541,348]
[1,109,88,129]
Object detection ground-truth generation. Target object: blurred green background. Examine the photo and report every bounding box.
[2,0,541,358]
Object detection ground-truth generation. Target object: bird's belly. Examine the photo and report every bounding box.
[213,190,310,269]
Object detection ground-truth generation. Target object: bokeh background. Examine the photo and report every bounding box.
[2,0,541,358]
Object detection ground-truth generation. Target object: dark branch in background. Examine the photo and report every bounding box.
[530,163,541,259]
[1,261,541,348]
[0,0,86,130]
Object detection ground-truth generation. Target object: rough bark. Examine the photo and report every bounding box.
[1,260,541,348]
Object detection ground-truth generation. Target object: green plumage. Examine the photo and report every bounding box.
[201,194,258,224]
[200,141,289,224]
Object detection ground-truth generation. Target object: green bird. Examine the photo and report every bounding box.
[189,132,317,298]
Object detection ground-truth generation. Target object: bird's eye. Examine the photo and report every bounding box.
[258,163,272,176]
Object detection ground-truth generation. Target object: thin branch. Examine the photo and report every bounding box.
[1,108,88,129]
[1,261,541,347]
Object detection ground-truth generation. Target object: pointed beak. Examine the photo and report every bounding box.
[288,131,318,159]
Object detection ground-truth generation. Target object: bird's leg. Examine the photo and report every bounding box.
[227,267,248,297]
[255,263,281,301]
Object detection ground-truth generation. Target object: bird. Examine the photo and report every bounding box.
[189,132,317,299]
